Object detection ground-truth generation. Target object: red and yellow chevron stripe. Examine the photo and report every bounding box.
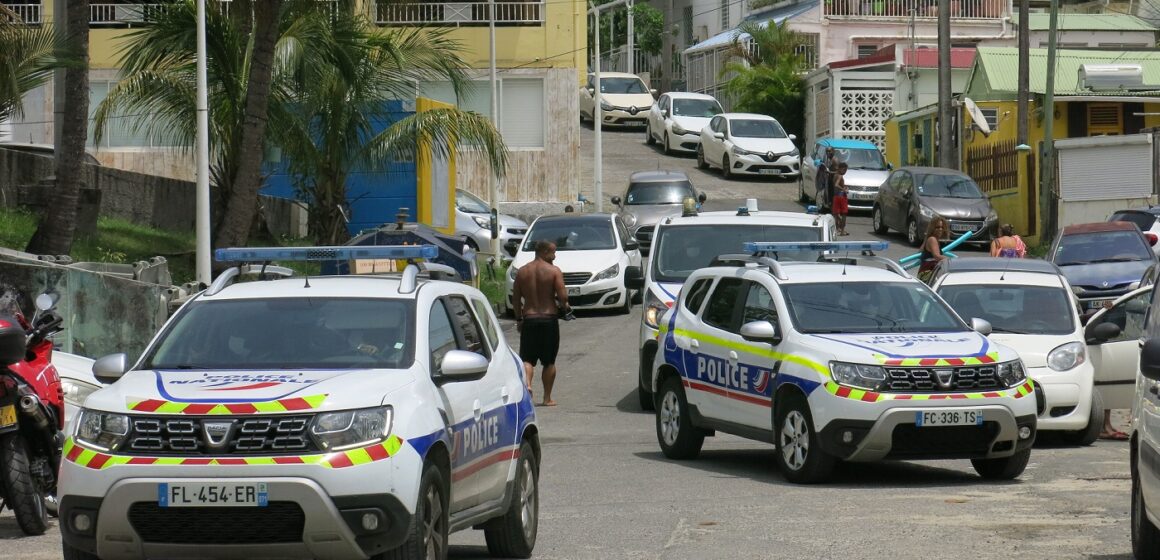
[126,394,328,415]
[824,380,1035,403]
[873,352,999,367]
[62,435,406,470]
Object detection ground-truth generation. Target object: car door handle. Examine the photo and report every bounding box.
[690,339,700,351]
[473,400,482,421]
[501,386,511,403]
[728,351,738,364]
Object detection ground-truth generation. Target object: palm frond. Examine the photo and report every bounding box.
[364,108,508,179]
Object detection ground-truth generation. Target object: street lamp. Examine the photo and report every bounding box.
[195,0,211,286]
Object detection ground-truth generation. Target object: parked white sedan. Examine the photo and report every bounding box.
[505,213,642,314]
[579,72,656,127]
[645,92,723,154]
[696,113,800,179]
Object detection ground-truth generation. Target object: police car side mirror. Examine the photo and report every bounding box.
[436,350,489,384]
[1086,321,1121,344]
[625,266,644,290]
[1141,338,1160,381]
[740,320,780,345]
[970,318,992,336]
[93,353,130,384]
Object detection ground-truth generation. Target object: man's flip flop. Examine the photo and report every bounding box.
[1099,431,1129,441]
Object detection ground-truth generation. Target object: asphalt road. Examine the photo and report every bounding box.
[0,124,1135,559]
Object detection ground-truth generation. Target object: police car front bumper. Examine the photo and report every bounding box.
[817,407,1037,462]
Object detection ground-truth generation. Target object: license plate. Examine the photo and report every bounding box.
[0,405,14,428]
[852,192,875,200]
[950,224,975,232]
[159,482,268,508]
[1086,298,1114,310]
[758,169,779,175]
[915,410,983,427]
[567,287,581,296]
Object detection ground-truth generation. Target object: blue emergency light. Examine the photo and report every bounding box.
[744,241,890,253]
[214,245,439,263]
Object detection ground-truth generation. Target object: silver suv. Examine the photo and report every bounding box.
[612,170,705,255]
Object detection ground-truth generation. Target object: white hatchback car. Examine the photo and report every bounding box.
[928,257,1106,444]
[645,92,723,155]
[506,213,642,313]
[578,72,655,127]
[454,188,527,258]
[697,113,800,179]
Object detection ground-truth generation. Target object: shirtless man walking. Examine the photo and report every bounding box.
[512,240,571,406]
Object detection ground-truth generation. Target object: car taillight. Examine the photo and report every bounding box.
[1146,232,1158,247]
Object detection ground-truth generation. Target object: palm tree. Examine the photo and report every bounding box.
[276,10,507,244]
[721,20,809,139]
[0,10,59,126]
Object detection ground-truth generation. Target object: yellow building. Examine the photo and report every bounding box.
[884,46,1160,244]
[4,0,585,203]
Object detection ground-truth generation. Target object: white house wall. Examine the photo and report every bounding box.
[1031,29,1156,48]
[820,19,1012,62]
[894,67,972,113]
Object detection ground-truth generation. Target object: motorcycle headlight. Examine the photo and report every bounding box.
[310,406,393,452]
[593,263,620,282]
[75,409,130,452]
[1047,341,1086,372]
[62,379,101,409]
[671,123,689,135]
[508,265,519,281]
[919,205,935,218]
[732,146,755,156]
[829,361,887,392]
[644,290,670,329]
[600,101,614,111]
[471,215,489,228]
[997,360,1027,387]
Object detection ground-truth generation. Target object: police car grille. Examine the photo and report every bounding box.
[888,422,1000,459]
[124,415,318,455]
[563,272,592,285]
[128,501,304,544]
[884,366,1000,393]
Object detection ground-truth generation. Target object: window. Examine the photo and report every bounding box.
[1099,43,1148,49]
[684,279,712,314]
[1095,290,1150,343]
[937,285,1075,335]
[1088,103,1122,136]
[703,278,744,331]
[445,296,488,357]
[429,301,458,372]
[88,79,181,148]
[682,6,694,48]
[501,78,545,148]
[720,0,729,30]
[856,44,879,59]
[418,80,492,115]
[614,216,631,247]
[471,298,501,351]
[980,108,999,131]
[742,283,778,325]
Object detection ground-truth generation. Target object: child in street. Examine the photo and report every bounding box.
[833,162,850,235]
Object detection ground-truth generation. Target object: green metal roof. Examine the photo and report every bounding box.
[969,46,1160,96]
[1022,13,1157,31]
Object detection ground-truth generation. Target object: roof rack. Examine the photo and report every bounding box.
[818,253,912,279]
[205,264,296,296]
[206,245,446,296]
[712,253,789,280]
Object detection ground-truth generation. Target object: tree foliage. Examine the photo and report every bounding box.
[588,1,664,60]
[0,15,61,124]
[722,20,808,139]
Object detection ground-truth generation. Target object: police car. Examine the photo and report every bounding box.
[57,246,540,560]
[651,242,1037,483]
[628,204,835,410]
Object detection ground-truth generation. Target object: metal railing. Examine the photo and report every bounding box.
[1,2,42,24]
[90,3,174,26]
[374,1,544,26]
[822,0,1007,19]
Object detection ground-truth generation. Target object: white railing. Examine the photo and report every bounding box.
[375,1,544,25]
[1,3,42,24]
[823,0,1006,19]
[89,3,172,26]
[597,46,685,83]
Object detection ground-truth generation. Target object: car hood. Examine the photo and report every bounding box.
[672,115,712,133]
[601,93,654,111]
[651,282,684,304]
[842,169,889,189]
[510,249,623,274]
[621,205,683,229]
[919,196,993,219]
[733,137,796,154]
[796,331,1011,364]
[462,211,527,229]
[985,333,1075,369]
[84,369,417,413]
[1056,261,1152,290]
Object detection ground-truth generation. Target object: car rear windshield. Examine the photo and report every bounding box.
[834,147,886,171]
[522,219,616,251]
[672,99,721,117]
[783,281,967,334]
[141,298,415,370]
[916,173,984,199]
[652,224,821,283]
[938,285,1075,335]
[1054,230,1153,265]
[599,77,648,94]
[730,119,787,138]
[1110,211,1156,232]
[626,182,695,205]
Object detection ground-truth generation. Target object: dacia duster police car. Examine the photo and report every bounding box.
[651,242,1037,483]
[58,246,540,560]
[629,204,836,410]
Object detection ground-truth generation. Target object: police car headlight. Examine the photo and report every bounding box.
[1047,342,1085,372]
[310,406,393,452]
[75,409,129,452]
[997,360,1027,387]
[829,361,887,392]
[593,263,619,282]
[644,290,668,329]
[62,379,101,409]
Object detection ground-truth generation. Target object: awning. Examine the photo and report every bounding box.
[684,0,818,56]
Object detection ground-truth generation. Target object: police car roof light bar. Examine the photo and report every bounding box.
[214,245,439,263]
[744,241,890,254]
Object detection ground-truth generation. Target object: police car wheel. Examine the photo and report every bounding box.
[970,448,1031,480]
[386,463,448,560]
[775,394,835,484]
[1133,458,1160,559]
[484,440,538,558]
[656,376,704,459]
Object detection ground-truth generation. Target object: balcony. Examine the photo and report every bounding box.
[90,3,179,27]
[0,2,42,24]
[823,0,1007,19]
[375,0,544,26]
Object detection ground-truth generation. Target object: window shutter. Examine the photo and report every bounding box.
[500,79,544,148]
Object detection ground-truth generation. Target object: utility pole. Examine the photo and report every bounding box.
[660,0,672,92]
[591,0,633,212]
[627,0,635,75]
[1040,0,1060,242]
[489,0,500,258]
[937,0,954,169]
[1017,0,1029,145]
[195,0,211,286]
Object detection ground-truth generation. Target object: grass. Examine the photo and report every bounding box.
[477,257,509,312]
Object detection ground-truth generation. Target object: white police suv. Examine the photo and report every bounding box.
[58,246,540,560]
[651,242,1037,483]
[628,204,835,410]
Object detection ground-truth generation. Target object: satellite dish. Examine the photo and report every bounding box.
[963,97,992,137]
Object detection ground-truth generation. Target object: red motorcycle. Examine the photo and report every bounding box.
[0,293,65,535]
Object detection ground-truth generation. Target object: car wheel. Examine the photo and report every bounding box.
[906,218,921,247]
[722,155,733,180]
[798,177,810,203]
[656,375,704,459]
[384,463,448,560]
[971,448,1031,480]
[645,122,655,145]
[775,392,835,484]
[696,146,708,169]
[872,205,889,234]
[663,133,673,155]
[618,286,632,315]
[484,440,538,558]
[639,346,657,411]
[1134,454,1160,559]
[1062,389,1103,446]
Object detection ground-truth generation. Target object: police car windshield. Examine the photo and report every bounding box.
[783,281,967,333]
[141,298,414,370]
[937,285,1075,335]
[652,224,821,283]
[522,219,616,251]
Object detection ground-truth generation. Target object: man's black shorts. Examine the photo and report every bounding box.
[519,317,560,366]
